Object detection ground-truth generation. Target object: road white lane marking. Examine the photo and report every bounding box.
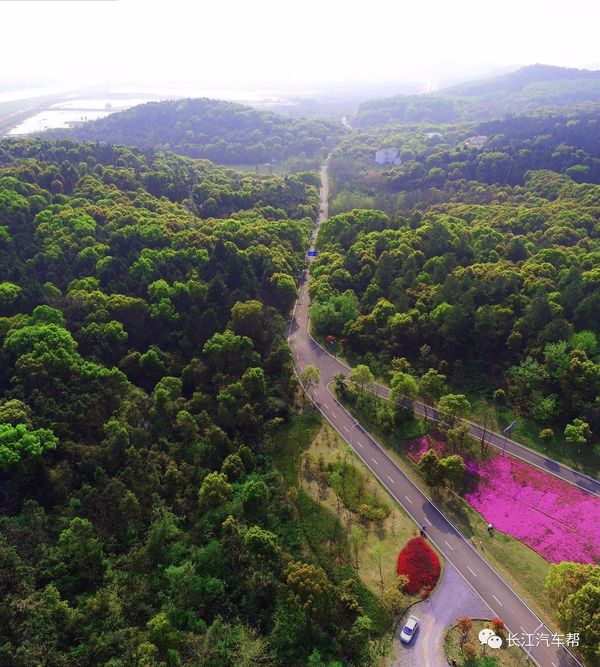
[404,495,413,504]
[424,517,432,526]
[444,540,454,551]
[492,594,503,607]
[371,457,379,465]
[387,475,394,484]
[357,441,364,448]
[467,566,477,577]
[343,426,349,433]
[332,412,337,418]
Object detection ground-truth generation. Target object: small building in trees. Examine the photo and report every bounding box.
[463,135,488,149]
[375,147,401,165]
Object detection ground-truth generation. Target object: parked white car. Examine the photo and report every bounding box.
[400,615,419,644]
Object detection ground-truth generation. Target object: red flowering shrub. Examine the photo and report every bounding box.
[396,536,441,594]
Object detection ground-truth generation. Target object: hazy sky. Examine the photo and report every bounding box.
[2,0,600,90]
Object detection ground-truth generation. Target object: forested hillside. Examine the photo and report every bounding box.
[315,105,600,472]
[353,64,600,126]
[329,108,600,213]
[46,98,345,166]
[311,169,600,465]
[0,138,380,666]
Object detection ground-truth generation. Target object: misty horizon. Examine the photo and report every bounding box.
[2,0,600,94]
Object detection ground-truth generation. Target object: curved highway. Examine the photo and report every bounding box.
[287,161,586,667]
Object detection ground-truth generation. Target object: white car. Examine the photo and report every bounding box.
[400,615,419,644]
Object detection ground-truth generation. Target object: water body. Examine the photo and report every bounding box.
[8,97,163,135]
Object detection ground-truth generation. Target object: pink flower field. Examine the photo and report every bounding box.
[465,454,600,564]
[404,435,444,464]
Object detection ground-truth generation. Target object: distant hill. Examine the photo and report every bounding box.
[445,64,600,96]
[46,97,346,165]
[354,64,600,126]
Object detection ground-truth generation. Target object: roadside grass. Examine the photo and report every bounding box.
[300,420,424,599]
[445,619,531,667]
[271,412,390,634]
[335,389,557,631]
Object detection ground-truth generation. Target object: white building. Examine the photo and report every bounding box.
[464,135,488,149]
[375,147,400,165]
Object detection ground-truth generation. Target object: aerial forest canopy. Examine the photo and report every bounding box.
[312,168,600,463]
[0,137,380,665]
[46,97,346,166]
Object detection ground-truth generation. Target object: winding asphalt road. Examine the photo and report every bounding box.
[287,161,586,667]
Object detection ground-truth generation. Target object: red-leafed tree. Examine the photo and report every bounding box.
[396,536,441,594]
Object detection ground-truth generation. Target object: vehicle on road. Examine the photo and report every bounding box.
[400,615,419,644]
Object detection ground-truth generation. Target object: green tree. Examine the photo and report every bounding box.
[349,364,374,394]
[244,526,281,561]
[240,478,269,517]
[447,422,470,454]
[285,561,332,619]
[349,524,367,569]
[545,562,600,664]
[418,368,447,421]
[0,423,58,470]
[0,281,21,313]
[390,371,418,401]
[438,394,471,427]
[198,472,233,511]
[300,364,321,401]
[369,542,385,600]
[54,517,106,596]
[382,586,406,617]
[564,418,592,450]
[418,449,442,487]
[439,454,466,490]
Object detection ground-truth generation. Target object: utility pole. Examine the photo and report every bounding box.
[501,420,517,455]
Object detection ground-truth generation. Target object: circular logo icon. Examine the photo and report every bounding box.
[478,628,495,645]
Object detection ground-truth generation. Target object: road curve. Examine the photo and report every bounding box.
[287,161,585,667]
